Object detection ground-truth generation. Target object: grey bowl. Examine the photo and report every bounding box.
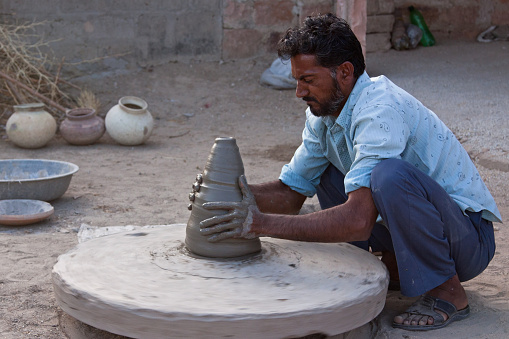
[0,159,79,201]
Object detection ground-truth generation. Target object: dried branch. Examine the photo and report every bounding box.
[54,57,64,86]
[0,70,69,113]
[4,79,23,104]
[0,21,81,126]
[40,69,81,90]
[0,21,109,130]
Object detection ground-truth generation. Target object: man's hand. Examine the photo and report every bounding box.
[200,175,260,242]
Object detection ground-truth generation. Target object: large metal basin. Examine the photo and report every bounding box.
[0,159,79,201]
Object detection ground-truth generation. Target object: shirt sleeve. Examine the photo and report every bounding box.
[344,103,409,193]
[279,117,330,197]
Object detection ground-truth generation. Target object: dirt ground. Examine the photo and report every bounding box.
[0,40,508,338]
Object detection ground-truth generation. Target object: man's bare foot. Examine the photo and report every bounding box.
[393,274,468,326]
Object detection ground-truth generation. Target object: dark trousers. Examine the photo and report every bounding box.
[316,159,496,297]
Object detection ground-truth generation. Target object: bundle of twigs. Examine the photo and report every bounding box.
[0,21,97,130]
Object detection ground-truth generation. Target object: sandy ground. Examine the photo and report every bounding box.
[0,40,508,339]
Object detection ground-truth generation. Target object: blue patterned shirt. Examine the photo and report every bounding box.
[280,72,502,223]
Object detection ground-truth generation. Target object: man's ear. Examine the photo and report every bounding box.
[335,61,356,90]
[337,61,354,81]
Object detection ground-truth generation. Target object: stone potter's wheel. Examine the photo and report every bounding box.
[52,224,388,338]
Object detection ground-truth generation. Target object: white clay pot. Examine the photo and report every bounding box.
[105,96,154,146]
[6,103,57,149]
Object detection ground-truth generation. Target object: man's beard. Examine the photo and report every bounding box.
[305,79,345,117]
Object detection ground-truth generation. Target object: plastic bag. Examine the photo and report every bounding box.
[406,24,423,49]
[260,58,296,90]
[477,25,509,42]
[391,18,410,50]
[391,20,422,51]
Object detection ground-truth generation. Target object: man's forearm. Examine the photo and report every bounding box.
[249,180,307,215]
[250,187,378,243]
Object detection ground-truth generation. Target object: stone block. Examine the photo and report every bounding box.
[137,14,168,41]
[223,0,255,29]
[493,1,509,26]
[59,0,101,13]
[27,16,137,63]
[366,32,391,52]
[80,14,136,41]
[367,14,395,33]
[367,0,394,16]
[99,0,187,12]
[173,11,222,56]
[378,0,395,15]
[367,0,380,16]
[222,29,263,59]
[187,0,222,11]
[433,5,480,38]
[301,0,335,20]
[254,0,294,28]
[1,0,64,14]
[266,30,285,53]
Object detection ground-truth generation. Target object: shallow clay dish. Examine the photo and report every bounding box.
[0,199,54,226]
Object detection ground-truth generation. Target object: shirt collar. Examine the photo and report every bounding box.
[321,71,371,130]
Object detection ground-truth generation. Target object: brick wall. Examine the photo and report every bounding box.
[0,0,504,74]
[0,0,339,73]
[393,0,509,40]
[366,0,395,53]
[222,0,335,59]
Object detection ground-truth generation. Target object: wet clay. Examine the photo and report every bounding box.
[186,137,261,258]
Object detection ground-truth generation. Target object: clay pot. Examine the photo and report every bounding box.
[6,103,57,149]
[60,108,105,145]
[186,137,262,258]
[105,96,154,146]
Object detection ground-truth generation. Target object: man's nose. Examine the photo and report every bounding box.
[295,81,308,98]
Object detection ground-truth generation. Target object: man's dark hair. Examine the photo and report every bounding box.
[277,13,365,78]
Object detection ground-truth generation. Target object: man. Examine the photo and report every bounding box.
[199,13,501,331]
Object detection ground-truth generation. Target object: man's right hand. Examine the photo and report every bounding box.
[199,175,260,242]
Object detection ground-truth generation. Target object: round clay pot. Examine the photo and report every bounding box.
[60,108,105,145]
[6,103,57,149]
[105,96,154,146]
[186,137,262,258]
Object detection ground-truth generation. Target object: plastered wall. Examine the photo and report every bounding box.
[0,0,224,74]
